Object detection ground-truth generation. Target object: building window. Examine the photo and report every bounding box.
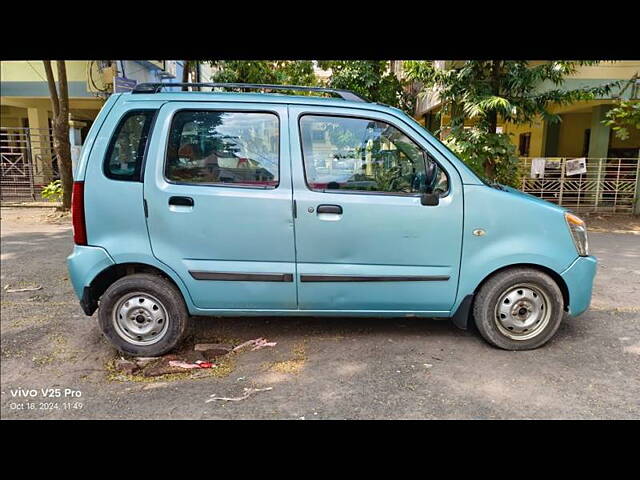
[519,132,531,157]
[582,129,591,157]
[424,112,438,133]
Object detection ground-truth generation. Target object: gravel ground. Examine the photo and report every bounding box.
[1,207,638,419]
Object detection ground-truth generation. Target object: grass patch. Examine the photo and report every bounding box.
[267,341,307,374]
[105,353,236,384]
[29,333,78,366]
[1,348,25,359]
[32,353,55,366]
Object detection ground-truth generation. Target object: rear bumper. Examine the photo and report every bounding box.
[561,255,597,316]
[66,245,114,302]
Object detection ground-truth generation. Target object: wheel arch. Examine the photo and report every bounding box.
[476,263,570,310]
[452,262,570,330]
[81,262,191,316]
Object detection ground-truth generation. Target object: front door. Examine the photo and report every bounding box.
[144,102,296,310]
[289,106,463,313]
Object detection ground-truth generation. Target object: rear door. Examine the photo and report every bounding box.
[144,102,296,310]
[289,105,464,313]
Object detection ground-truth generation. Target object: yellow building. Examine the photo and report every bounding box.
[0,60,188,200]
[1,61,109,199]
[1,60,109,138]
[415,61,640,160]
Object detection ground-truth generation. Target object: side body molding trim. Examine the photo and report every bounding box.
[189,271,294,282]
[300,274,450,282]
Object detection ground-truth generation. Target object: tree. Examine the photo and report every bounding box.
[181,60,194,90]
[404,61,619,185]
[604,100,640,140]
[180,60,203,90]
[603,74,639,141]
[318,61,412,109]
[43,61,73,210]
[209,60,317,87]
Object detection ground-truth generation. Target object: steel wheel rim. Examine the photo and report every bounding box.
[494,283,551,341]
[112,292,169,346]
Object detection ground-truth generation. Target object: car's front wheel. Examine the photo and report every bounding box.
[98,273,188,356]
[473,267,565,350]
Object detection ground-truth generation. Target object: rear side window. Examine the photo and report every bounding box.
[104,110,155,181]
[165,111,279,188]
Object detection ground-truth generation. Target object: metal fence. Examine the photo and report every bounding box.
[0,127,59,201]
[519,157,639,214]
[2,129,639,214]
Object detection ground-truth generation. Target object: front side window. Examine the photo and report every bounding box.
[105,110,155,181]
[300,115,447,196]
[165,111,279,187]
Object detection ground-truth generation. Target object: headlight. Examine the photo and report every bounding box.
[565,212,589,256]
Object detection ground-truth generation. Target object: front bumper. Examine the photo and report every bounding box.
[560,255,597,316]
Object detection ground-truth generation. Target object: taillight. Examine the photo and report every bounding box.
[71,181,87,245]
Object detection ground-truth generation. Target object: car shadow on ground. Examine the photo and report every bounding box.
[187,313,474,343]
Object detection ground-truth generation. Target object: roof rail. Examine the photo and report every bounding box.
[131,82,367,102]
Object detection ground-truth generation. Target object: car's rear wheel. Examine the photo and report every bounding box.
[473,267,565,350]
[98,273,188,356]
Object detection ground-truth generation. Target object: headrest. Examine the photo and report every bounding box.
[178,143,202,158]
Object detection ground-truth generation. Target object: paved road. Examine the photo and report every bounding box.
[1,208,638,419]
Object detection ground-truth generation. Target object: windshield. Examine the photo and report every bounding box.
[393,110,485,186]
[429,133,505,189]
[474,173,507,190]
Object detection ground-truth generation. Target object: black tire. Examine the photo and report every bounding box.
[98,273,188,356]
[472,267,564,350]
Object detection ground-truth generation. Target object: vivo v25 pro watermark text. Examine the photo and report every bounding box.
[7,387,83,411]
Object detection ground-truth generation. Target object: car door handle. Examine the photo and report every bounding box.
[169,196,194,207]
[317,204,342,214]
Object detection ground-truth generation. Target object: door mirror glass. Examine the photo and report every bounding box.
[422,153,449,197]
[420,192,440,206]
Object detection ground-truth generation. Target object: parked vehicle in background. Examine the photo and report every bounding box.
[67,83,596,356]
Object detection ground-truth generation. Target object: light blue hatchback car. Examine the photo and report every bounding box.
[67,82,596,355]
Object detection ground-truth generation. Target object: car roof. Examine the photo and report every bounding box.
[119,90,402,115]
[75,91,484,186]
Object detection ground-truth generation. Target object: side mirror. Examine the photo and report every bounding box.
[421,192,439,206]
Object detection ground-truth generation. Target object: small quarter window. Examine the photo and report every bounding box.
[300,115,448,196]
[165,111,279,187]
[105,110,155,181]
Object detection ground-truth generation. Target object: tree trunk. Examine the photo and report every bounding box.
[489,60,501,132]
[484,60,502,178]
[181,61,190,91]
[370,62,382,101]
[43,60,73,210]
[484,109,498,178]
